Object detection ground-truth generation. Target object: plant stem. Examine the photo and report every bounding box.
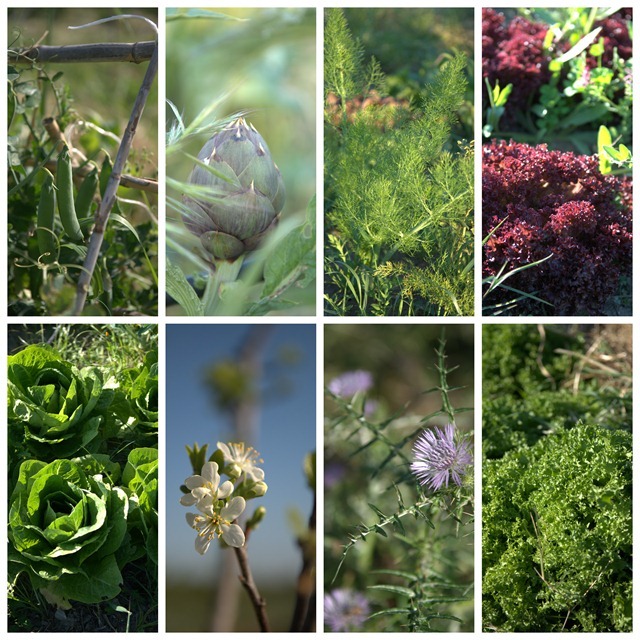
[9,41,156,64]
[233,545,270,632]
[201,258,244,315]
[290,494,316,632]
[72,41,158,315]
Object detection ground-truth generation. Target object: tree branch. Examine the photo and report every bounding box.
[233,545,270,632]
[290,494,316,632]
[72,41,158,315]
[9,41,155,64]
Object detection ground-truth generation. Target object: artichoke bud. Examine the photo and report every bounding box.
[182,117,285,261]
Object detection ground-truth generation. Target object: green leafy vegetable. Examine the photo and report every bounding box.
[8,345,118,465]
[8,458,129,609]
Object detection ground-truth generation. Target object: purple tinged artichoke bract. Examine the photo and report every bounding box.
[182,117,286,261]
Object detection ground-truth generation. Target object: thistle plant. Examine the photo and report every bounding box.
[324,588,370,632]
[325,330,474,632]
[411,425,473,491]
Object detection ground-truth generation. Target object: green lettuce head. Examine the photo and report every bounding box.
[8,458,128,609]
[119,356,158,442]
[8,345,117,463]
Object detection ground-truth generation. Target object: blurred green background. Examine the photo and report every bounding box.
[339,7,474,140]
[325,324,474,421]
[166,7,316,284]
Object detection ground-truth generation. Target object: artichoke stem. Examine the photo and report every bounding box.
[202,257,244,315]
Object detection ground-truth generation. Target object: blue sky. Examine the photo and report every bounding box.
[165,324,316,585]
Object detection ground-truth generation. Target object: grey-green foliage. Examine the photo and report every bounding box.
[483,423,632,632]
[325,338,474,631]
[324,8,473,316]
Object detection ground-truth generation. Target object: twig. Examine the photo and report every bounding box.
[72,41,158,315]
[26,159,157,192]
[9,41,155,64]
[290,495,316,632]
[233,545,270,632]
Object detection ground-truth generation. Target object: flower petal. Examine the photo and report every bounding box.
[217,480,234,499]
[221,496,246,521]
[185,512,198,528]
[195,493,214,514]
[250,468,265,482]
[221,523,245,548]
[185,474,205,490]
[195,533,211,555]
[201,461,220,489]
[217,442,232,460]
[180,493,197,506]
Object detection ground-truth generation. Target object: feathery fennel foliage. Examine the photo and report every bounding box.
[325,335,474,631]
[324,9,473,316]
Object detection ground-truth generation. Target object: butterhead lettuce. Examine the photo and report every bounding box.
[8,458,128,608]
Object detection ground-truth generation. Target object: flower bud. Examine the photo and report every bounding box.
[182,117,285,261]
[246,506,267,531]
[246,481,268,498]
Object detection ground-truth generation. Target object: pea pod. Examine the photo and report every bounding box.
[75,166,99,221]
[37,169,57,264]
[56,144,84,243]
[99,153,113,198]
[99,152,120,213]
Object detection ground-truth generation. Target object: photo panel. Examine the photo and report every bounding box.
[7,324,159,631]
[324,324,474,631]
[7,8,159,316]
[165,323,316,632]
[324,7,474,317]
[482,8,632,316]
[165,7,316,317]
[482,323,632,631]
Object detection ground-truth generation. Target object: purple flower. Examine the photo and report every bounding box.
[324,461,347,488]
[324,588,370,632]
[410,424,473,491]
[328,370,373,397]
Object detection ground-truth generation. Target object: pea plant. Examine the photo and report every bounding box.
[483,324,632,632]
[7,9,158,316]
[7,325,158,632]
[324,8,474,316]
[324,336,474,632]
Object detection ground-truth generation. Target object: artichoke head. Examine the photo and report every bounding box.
[182,117,286,261]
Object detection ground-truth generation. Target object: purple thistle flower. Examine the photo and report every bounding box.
[410,424,473,491]
[328,370,373,397]
[324,588,370,632]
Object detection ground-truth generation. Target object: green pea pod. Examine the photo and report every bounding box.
[100,153,113,198]
[99,152,121,213]
[75,167,99,221]
[37,169,57,264]
[56,145,84,242]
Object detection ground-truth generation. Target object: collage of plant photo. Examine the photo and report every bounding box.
[3,3,635,637]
